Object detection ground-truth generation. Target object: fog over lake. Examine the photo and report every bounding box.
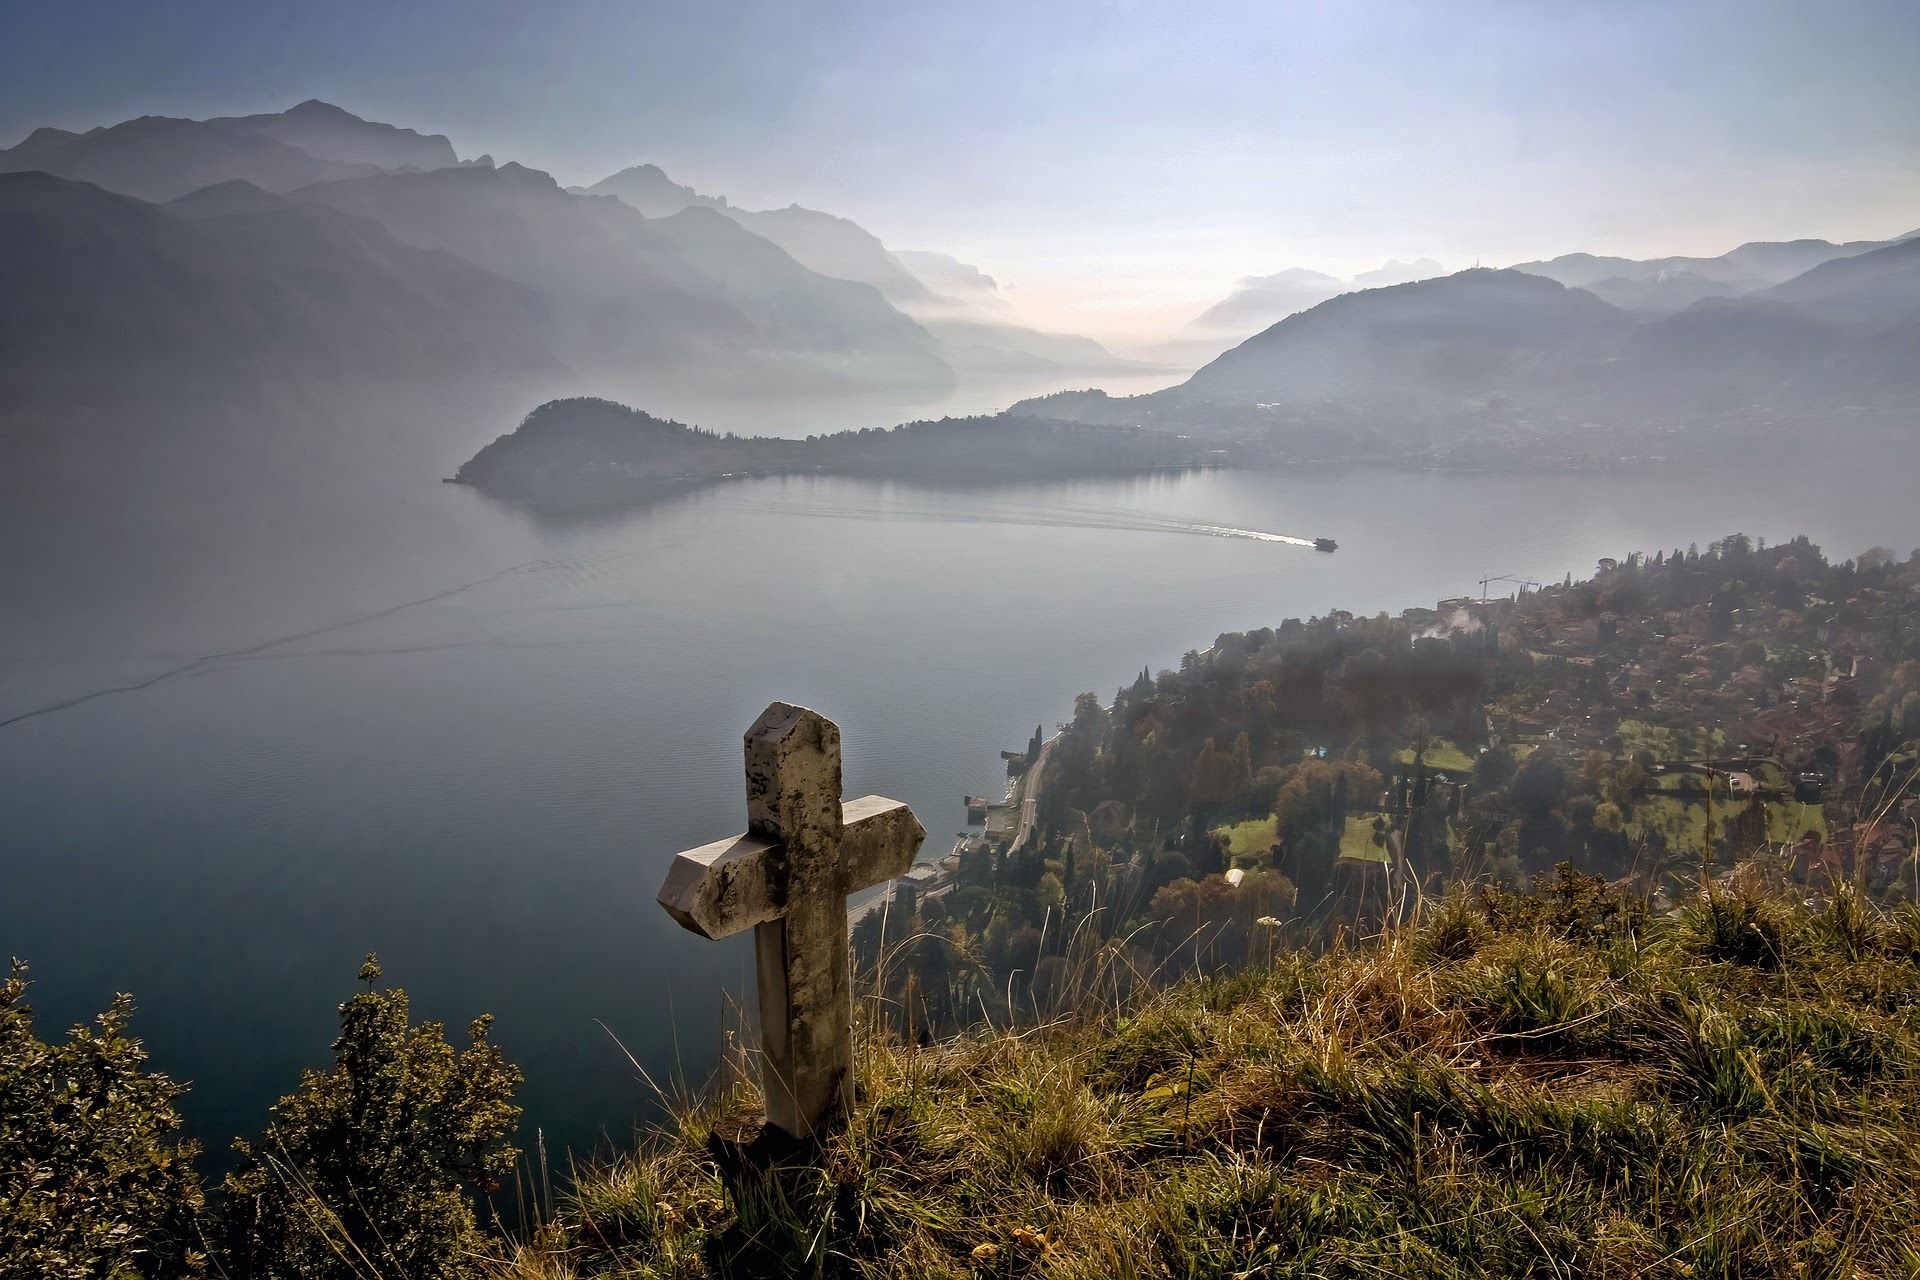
[3,392,1915,1159]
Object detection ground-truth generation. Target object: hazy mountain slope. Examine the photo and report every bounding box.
[1577,270,1738,314]
[1352,258,1447,287]
[1180,269,1631,406]
[205,99,459,171]
[1513,237,1902,312]
[1756,237,1920,404]
[1760,235,1920,326]
[0,115,378,201]
[585,166,933,305]
[725,205,937,305]
[0,171,560,405]
[583,164,1137,374]
[1186,261,1449,340]
[894,250,1011,314]
[913,318,1131,375]
[1019,243,1920,446]
[579,163,724,217]
[1601,298,1838,417]
[1189,268,1345,333]
[163,178,292,218]
[296,163,953,394]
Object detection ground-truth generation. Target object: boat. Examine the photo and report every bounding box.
[1314,537,1338,553]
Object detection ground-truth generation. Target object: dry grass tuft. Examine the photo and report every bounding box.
[493,880,1920,1278]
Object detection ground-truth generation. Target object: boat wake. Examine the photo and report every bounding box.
[731,496,1321,549]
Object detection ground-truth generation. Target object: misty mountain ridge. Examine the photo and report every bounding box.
[1512,233,1913,315]
[1013,244,1920,459]
[0,169,560,406]
[291,160,953,396]
[0,101,466,202]
[1187,259,1449,338]
[1,99,1134,408]
[4,95,1915,465]
[1184,231,1913,346]
[582,161,1142,377]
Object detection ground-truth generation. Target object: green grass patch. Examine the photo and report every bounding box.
[1395,738,1477,775]
[1213,816,1276,864]
[1339,814,1392,864]
[1627,793,1827,848]
[1617,718,1724,760]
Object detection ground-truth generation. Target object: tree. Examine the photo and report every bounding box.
[1,963,205,1279]
[211,956,522,1280]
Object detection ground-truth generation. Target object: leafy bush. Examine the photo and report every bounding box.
[0,962,205,1279]
[211,955,522,1280]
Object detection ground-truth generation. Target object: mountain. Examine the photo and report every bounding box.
[577,163,724,217]
[1513,237,1905,313]
[1015,240,1920,456]
[1185,261,1448,340]
[726,205,938,306]
[582,163,1138,375]
[296,162,953,395]
[0,114,379,201]
[0,170,560,406]
[894,250,1011,314]
[204,99,458,172]
[1180,268,1630,408]
[1352,257,1447,287]
[1759,234,1920,325]
[0,102,463,203]
[1189,268,1345,333]
[162,177,292,219]
[584,166,934,306]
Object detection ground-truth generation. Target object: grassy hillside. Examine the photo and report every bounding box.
[497,872,1920,1279]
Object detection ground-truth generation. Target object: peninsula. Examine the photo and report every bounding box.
[450,396,1227,515]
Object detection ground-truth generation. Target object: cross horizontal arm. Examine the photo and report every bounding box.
[656,795,926,940]
[837,796,926,893]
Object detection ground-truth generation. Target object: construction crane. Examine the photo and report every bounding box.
[1477,573,1542,600]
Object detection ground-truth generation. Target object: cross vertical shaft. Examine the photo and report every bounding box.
[744,703,853,1135]
[656,702,925,1140]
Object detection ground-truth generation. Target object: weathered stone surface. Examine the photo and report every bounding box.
[655,702,924,1138]
[655,797,924,941]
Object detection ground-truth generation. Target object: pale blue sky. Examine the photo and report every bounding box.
[4,0,1916,340]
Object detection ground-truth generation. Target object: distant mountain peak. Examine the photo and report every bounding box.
[584,163,727,215]
[10,125,80,152]
[284,98,354,118]
[164,177,289,219]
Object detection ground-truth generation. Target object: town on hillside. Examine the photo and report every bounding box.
[857,534,1920,1037]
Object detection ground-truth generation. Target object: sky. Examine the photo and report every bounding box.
[4,0,1918,346]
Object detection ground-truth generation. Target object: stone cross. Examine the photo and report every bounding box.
[656,702,924,1139]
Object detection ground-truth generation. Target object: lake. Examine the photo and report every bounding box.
[3,398,1916,1165]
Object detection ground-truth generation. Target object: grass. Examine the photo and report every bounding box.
[1338,814,1392,865]
[1213,815,1394,867]
[1214,816,1277,864]
[491,876,1920,1278]
[1617,719,1726,760]
[1395,738,1478,775]
[1627,792,1829,850]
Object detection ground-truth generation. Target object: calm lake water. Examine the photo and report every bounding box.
[3,395,1917,1164]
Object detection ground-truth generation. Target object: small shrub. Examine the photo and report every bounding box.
[0,962,205,1279]
[1686,891,1790,968]
[1413,891,1484,963]
[1479,863,1646,943]
[210,954,522,1280]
